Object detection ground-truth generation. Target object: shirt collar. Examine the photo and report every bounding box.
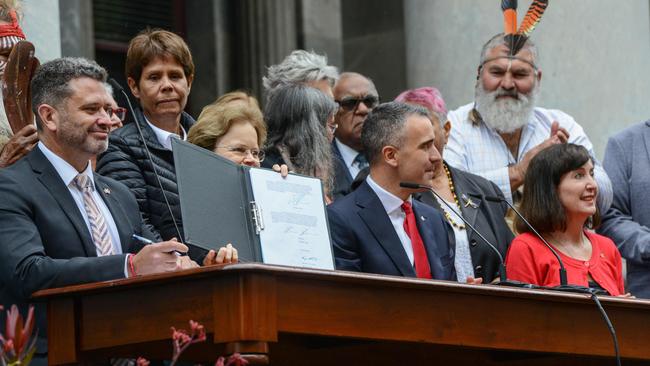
[38,142,94,189]
[145,116,187,150]
[335,138,360,169]
[366,174,410,215]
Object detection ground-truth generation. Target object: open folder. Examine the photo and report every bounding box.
[172,139,334,270]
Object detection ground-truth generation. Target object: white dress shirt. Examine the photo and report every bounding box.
[146,117,187,150]
[335,138,363,179]
[445,102,613,212]
[38,142,129,275]
[366,174,414,265]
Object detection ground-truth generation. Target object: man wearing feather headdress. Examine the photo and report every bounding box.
[444,0,612,215]
[0,0,38,168]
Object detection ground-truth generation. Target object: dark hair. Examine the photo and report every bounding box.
[31,57,107,130]
[361,102,431,164]
[125,28,194,84]
[516,143,600,234]
[264,84,337,191]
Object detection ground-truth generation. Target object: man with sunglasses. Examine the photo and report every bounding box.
[331,72,379,199]
[444,34,612,214]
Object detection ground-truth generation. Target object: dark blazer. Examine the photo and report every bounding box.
[331,141,354,199]
[0,147,158,356]
[351,164,513,282]
[415,165,513,282]
[327,180,454,280]
[96,107,195,242]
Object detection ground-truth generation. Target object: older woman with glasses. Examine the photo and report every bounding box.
[188,91,267,168]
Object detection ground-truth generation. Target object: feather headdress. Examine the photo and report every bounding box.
[501,0,548,56]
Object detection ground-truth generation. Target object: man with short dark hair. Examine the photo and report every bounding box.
[0,57,200,360]
[327,102,453,280]
[331,72,379,199]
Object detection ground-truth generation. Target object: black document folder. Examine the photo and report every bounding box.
[173,139,334,268]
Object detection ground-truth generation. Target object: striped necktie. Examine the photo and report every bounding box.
[73,174,114,256]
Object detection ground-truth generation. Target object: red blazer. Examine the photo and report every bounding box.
[505,231,625,296]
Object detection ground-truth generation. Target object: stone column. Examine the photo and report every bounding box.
[299,0,343,68]
[404,0,650,157]
[23,0,61,61]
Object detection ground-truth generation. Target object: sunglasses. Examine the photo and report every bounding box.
[336,95,379,111]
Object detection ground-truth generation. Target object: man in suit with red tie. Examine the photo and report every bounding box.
[0,58,236,364]
[327,102,454,280]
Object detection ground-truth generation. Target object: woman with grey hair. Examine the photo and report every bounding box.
[263,49,339,100]
[262,84,338,202]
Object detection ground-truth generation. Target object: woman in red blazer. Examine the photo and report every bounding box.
[505,143,628,296]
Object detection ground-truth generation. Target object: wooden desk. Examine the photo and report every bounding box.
[34,264,650,365]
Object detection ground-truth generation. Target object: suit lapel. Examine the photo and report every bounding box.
[30,149,96,257]
[95,176,133,253]
[331,141,354,183]
[356,182,416,277]
[449,167,482,231]
[643,121,650,166]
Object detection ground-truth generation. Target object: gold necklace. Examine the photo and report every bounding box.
[442,163,466,230]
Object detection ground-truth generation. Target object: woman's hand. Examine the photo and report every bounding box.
[203,243,239,266]
[272,164,290,178]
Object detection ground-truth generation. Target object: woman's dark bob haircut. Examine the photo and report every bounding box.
[516,143,600,234]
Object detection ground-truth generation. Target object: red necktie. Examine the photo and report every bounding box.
[401,201,432,279]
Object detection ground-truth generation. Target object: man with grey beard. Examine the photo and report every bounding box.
[444,34,612,212]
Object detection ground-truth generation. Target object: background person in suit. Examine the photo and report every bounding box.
[599,121,650,298]
[328,102,454,280]
[331,72,379,199]
[395,87,514,283]
[0,57,207,361]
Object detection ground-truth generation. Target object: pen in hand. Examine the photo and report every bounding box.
[132,234,188,256]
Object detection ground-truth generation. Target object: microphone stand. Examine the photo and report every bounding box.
[475,194,605,295]
[108,78,184,242]
[399,182,536,288]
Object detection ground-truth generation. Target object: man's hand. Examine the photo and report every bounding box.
[131,240,189,276]
[0,125,38,168]
[203,243,239,266]
[509,120,568,190]
[466,276,484,285]
[272,164,290,178]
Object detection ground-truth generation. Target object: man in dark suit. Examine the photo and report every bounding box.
[328,102,454,280]
[0,58,220,362]
[331,72,379,199]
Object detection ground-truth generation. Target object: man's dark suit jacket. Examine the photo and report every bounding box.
[331,141,354,200]
[327,180,454,279]
[350,164,514,282]
[0,147,158,356]
[414,165,514,282]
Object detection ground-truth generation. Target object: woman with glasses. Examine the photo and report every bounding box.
[188,91,267,168]
[263,84,338,202]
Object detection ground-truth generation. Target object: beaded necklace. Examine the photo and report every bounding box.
[442,163,466,230]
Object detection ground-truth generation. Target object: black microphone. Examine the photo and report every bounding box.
[476,194,570,287]
[400,182,535,288]
[108,78,183,242]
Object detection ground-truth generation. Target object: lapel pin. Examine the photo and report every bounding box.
[103,187,111,195]
[420,215,426,221]
[462,194,477,208]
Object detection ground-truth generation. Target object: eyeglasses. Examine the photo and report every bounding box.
[113,107,128,122]
[214,145,265,162]
[327,123,338,134]
[336,95,379,111]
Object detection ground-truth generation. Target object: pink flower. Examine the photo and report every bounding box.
[225,353,249,366]
[0,305,37,363]
[136,356,150,366]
